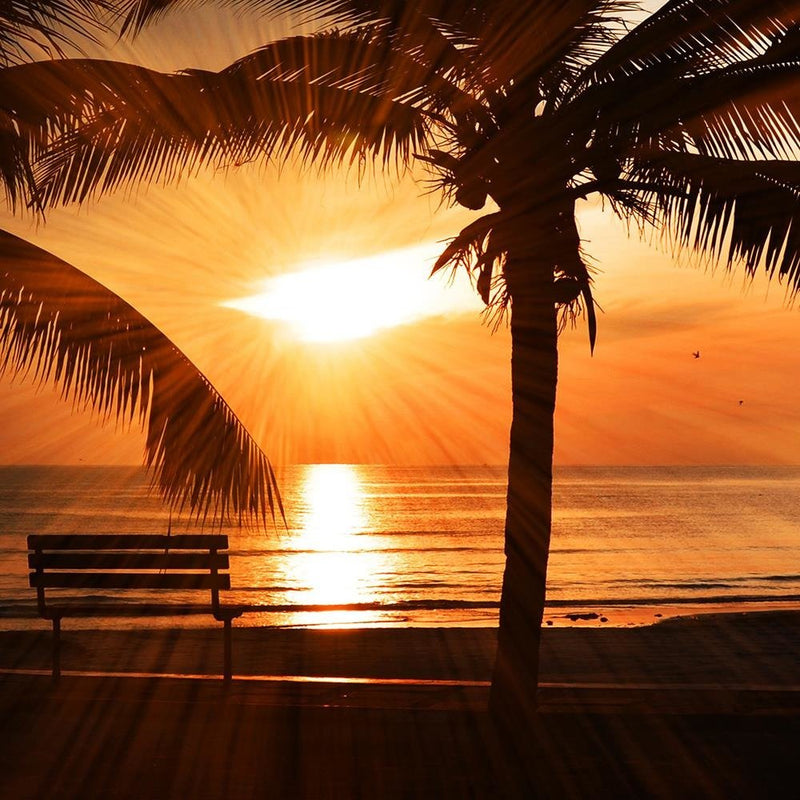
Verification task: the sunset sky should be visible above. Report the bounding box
[2,4,800,468]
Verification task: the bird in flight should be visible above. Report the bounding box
[692,351,700,359]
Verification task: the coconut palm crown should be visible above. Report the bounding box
[6,0,800,731]
[0,2,281,525]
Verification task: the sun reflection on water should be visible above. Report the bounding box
[292,464,387,624]
[297,463,367,547]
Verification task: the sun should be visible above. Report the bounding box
[222,244,479,342]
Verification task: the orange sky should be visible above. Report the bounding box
[2,5,800,467]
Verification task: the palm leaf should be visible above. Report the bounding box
[456,0,629,90]
[118,0,483,99]
[0,0,118,205]
[0,0,113,66]
[563,8,800,166]
[120,0,629,97]
[431,212,501,275]
[569,53,800,180]
[251,0,629,89]
[674,57,800,160]
[0,114,36,209]
[626,153,800,287]
[0,228,280,524]
[579,0,800,88]
[225,30,478,117]
[0,45,432,205]
[619,54,800,161]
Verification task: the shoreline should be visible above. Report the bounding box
[1,608,797,686]
[2,597,797,632]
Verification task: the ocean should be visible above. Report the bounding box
[2,464,799,629]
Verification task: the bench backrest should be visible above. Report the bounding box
[28,535,231,612]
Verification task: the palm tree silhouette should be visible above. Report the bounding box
[0,2,280,524]
[8,0,800,734]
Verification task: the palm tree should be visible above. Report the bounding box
[9,0,800,736]
[0,1,280,524]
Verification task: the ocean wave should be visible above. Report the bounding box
[604,576,800,589]
[544,593,800,607]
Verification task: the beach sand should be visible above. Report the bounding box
[0,611,798,798]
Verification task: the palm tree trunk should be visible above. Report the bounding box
[489,249,558,736]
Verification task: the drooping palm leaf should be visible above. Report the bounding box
[557,3,800,178]
[117,0,484,107]
[0,229,280,523]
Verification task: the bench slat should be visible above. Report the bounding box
[28,552,229,571]
[30,572,231,590]
[27,534,229,551]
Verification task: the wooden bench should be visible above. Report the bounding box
[28,534,242,680]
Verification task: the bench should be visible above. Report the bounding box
[28,534,242,680]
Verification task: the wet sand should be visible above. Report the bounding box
[0,611,798,798]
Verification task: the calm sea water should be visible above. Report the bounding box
[1,465,799,629]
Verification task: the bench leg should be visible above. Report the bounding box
[223,618,232,682]
[52,617,61,681]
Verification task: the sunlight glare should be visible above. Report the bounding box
[298,463,367,548]
[292,465,387,618]
[222,244,479,342]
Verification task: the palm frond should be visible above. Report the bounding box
[568,51,800,181]
[613,52,800,161]
[674,56,800,160]
[314,1,632,91]
[579,0,800,89]
[0,229,280,524]
[125,0,631,94]
[227,30,479,118]
[0,46,433,206]
[0,0,113,66]
[473,0,631,92]
[0,1,119,205]
[121,0,491,119]
[0,113,36,209]
[120,0,472,69]
[431,212,500,275]
[538,2,632,104]
[117,0,199,33]
[624,152,800,288]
